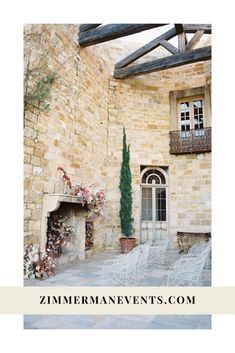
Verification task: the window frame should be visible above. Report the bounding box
[177,95,205,139]
[169,85,211,132]
[177,95,205,132]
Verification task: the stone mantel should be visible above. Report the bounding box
[42,193,84,215]
[40,193,87,260]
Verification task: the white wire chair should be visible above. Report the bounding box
[167,241,211,286]
[187,241,210,255]
[101,246,140,286]
[101,243,151,286]
[136,242,151,281]
[186,241,211,269]
[147,236,171,265]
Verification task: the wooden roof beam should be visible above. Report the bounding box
[185,30,205,51]
[79,24,102,32]
[114,46,211,79]
[160,40,179,54]
[178,31,186,52]
[183,24,211,34]
[174,24,184,34]
[115,27,177,69]
[174,24,186,52]
[79,23,168,47]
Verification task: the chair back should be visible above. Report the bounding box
[137,243,151,270]
[126,248,141,272]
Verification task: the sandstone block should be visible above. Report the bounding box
[31,156,41,166]
[33,166,43,176]
[24,127,37,139]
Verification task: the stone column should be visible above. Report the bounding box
[76,212,86,260]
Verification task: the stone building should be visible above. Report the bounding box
[24,24,211,261]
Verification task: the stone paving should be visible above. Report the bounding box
[24,245,211,329]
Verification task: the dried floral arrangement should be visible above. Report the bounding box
[57,167,106,219]
[85,221,94,250]
[24,243,40,279]
[24,168,105,279]
[24,214,75,279]
[46,214,76,256]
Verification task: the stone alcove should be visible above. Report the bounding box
[40,193,87,263]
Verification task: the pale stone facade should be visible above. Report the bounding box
[24,24,211,253]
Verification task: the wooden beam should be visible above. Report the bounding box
[160,39,179,54]
[174,24,184,34]
[178,31,186,52]
[115,27,177,69]
[185,30,204,51]
[183,24,211,34]
[79,24,101,32]
[114,46,211,79]
[79,23,168,47]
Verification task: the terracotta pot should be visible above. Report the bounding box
[119,237,136,254]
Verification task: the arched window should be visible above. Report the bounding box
[141,168,166,185]
[141,167,167,222]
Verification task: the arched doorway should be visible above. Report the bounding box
[140,167,168,243]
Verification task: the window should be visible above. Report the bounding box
[169,86,211,154]
[179,97,204,138]
[156,188,166,221]
[141,168,166,184]
[141,168,167,222]
[169,85,211,132]
[142,187,152,221]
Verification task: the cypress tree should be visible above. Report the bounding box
[119,127,133,237]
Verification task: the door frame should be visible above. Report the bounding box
[140,167,169,242]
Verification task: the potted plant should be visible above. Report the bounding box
[119,127,136,253]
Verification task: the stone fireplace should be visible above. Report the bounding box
[40,193,87,263]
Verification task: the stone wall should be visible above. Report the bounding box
[106,63,211,247]
[24,24,211,252]
[24,24,113,248]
